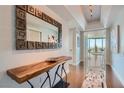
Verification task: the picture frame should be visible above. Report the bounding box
[111,25,120,53]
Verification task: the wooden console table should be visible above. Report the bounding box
[7,56,72,88]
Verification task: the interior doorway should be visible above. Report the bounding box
[82,29,107,88]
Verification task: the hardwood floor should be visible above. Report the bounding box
[67,62,124,88]
[67,62,84,88]
[106,65,123,88]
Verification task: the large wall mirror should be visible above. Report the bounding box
[16,5,62,50]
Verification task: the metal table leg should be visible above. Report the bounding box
[62,63,68,83]
[52,63,69,88]
[40,71,52,88]
[52,65,62,87]
[27,80,34,88]
[26,63,68,88]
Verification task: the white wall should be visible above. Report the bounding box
[86,21,104,30]
[110,7,124,86]
[100,5,112,28]
[106,28,111,65]
[0,5,70,88]
[112,53,124,86]
[80,31,84,62]
[68,28,80,65]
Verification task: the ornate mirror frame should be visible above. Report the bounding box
[16,5,62,50]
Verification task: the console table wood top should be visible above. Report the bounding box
[7,56,72,84]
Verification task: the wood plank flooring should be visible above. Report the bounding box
[67,62,124,88]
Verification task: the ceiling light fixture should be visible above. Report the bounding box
[89,5,93,17]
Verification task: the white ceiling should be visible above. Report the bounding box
[65,5,87,30]
[46,5,124,31]
[82,5,101,23]
[86,30,106,38]
[101,5,124,28]
[47,5,74,22]
[47,5,82,30]
[47,5,101,30]
[47,5,86,30]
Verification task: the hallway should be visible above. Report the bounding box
[0,5,124,88]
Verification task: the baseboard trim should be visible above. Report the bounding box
[111,66,124,86]
[69,61,83,66]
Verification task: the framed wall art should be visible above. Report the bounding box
[111,25,120,53]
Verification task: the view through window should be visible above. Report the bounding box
[88,37,105,53]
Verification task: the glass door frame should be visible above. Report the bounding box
[83,29,107,78]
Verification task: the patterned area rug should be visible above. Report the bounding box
[82,69,107,88]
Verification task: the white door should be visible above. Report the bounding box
[69,30,80,65]
[68,30,74,64]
